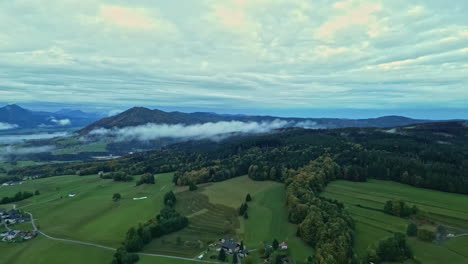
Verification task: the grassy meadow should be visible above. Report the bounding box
[1,173,175,247]
[143,176,314,263]
[322,180,468,264]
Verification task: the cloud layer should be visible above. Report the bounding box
[0,132,69,144]
[0,122,18,130]
[0,145,55,161]
[89,120,318,142]
[0,0,467,112]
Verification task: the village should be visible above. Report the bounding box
[0,208,38,243]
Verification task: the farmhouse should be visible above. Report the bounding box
[1,181,22,186]
[3,230,21,241]
[1,209,28,225]
[220,238,241,254]
[1,230,37,242]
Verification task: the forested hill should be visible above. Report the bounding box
[79,106,436,134]
[11,121,468,194]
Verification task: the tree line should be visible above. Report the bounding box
[285,155,355,264]
[1,191,38,205]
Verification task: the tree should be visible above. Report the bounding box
[418,229,435,242]
[164,191,177,206]
[232,253,238,264]
[245,193,252,202]
[272,239,279,250]
[113,193,122,201]
[243,211,249,219]
[34,190,40,195]
[407,222,418,237]
[189,182,198,191]
[218,248,227,262]
[239,203,248,216]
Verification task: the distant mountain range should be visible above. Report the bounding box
[0,104,104,130]
[79,106,439,134]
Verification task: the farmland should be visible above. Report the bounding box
[1,173,313,263]
[143,176,314,263]
[322,180,468,264]
[1,173,175,247]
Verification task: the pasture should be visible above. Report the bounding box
[322,180,468,264]
[1,172,175,247]
[143,176,314,263]
[0,236,113,264]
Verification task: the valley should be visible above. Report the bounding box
[0,106,467,264]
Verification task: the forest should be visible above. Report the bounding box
[11,121,466,194]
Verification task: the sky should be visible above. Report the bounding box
[0,0,467,119]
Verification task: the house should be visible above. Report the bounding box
[280,242,288,250]
[220,238,241,254]
[238,250,249,257]
[98,171,104,176]
[5,218,16,225]
[5,230,20,240]
[2,181,22,186]
[68,193,76,197]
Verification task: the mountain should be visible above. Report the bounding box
[0,104,46,128]
[0,104,102,129]
[79,106,436,134]
[55,109,104,120]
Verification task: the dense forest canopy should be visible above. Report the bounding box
[9,121,468,194]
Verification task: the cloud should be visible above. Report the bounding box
[0,122,18,130]
[101,6,155,30]
[50,117,71,126]
[89,120,321,142]
[0,0,467,113]
[0,132,69,144]
[0,145,55,161]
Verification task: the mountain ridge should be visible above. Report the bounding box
[0,104,102,129]
[79,106,439,135]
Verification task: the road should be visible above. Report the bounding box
[25,212,222,264]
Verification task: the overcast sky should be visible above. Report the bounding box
[0,0,467,118]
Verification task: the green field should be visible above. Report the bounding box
[0,236,113,264]
[322,180,468,264]
[1,173,175,247]
[0,172,221,263]
[143,176,314,263]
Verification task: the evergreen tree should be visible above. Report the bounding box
[272,239,279,250]
[232,253,238,264]
[218,248,227,262]
[406,223,418,237]
[245,193,252,202]
[113,193,121,201]
[189,182,198,191]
